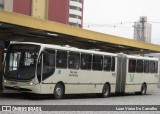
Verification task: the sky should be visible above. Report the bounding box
[83,0,160,45]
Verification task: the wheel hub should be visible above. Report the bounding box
[56,87,62,96]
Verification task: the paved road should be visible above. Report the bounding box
[0,88,160,114]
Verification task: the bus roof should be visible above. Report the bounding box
[126,54,159,61]
[10,42,159,61]
[11,42,117,56]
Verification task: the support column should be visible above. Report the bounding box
[31,0,48,19]
[4,0,13,12]
[158,80,160,88]
[0,48,4,91]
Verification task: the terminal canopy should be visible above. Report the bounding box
[0,11,160,54]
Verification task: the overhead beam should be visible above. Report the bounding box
[0,11,160,52]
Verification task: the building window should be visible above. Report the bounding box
[68,52,80,69]
[69,14,82,19]
[0,5,4,10]
[56,50,67,69]
[70,0,83,3]
[69,23,81,27]
[69,6,82,11]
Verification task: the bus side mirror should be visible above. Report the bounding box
[3,49,7,54]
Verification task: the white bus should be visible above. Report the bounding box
[3,42,159,99]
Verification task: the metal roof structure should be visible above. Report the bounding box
[0,10,160,54]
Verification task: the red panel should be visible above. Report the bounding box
[13,0,31,16]
[48,0,69,24]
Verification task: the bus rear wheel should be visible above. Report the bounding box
[140,83,147,95]
[54,83,64,99]
[102,84,110,98]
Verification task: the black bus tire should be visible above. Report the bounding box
[102,84,110,98]
[140,83,147,95]
[54,83,64,99]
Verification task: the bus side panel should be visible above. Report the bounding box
[40,84,55,94]
[40,69,79,94]
[3,81,41,94]
[147,84,158,93]
[125,60,143,93]
[89,71,104,93]
[103,71,117,93]
[41,69,118,94]
[90,71,116,93]
[142,73,158,92]
[66,70,92,94]
[125,73,141,93]
[125,73,158,93]
[125,59,159,93]
[90,57,117,94]
[41,69,91,94]
[63,70,91,94]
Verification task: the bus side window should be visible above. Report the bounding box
[111,57,115,71]
[149,61,155,73]
[129,59,136,73]
[68,52,80,69]
[155,61,158,73]
[81,54,92,70]
[104,56,111,71]
[136,60,143,73]
[144,60,149,73]
[92,55,103,71]
[56,50,67,69]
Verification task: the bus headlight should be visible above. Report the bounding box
[29,82,33,86]
[3,79,9,84]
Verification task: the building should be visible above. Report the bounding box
[0,0,3,10]
[0,0,83,27]
[133,16,152,43]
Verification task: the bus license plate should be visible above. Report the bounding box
[10,81,17,85]
[14,86,20,89]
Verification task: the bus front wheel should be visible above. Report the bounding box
[102,84,110,98]
[54,83,64,99]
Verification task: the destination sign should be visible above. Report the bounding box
[13,45,35,50]
[9,44,40,52]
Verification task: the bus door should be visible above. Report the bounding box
[37,49,55,93]
[36,53,43,93]
[115,54,127,93]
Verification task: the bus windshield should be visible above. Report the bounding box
[4,44,40,80]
